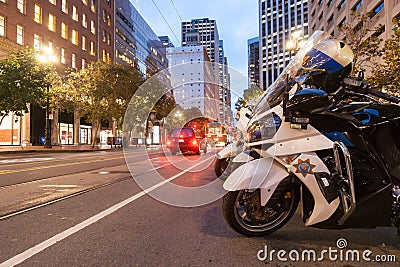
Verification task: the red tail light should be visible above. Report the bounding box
[166,140,171,145]
[179,134,184,138]
[192,139,198,145]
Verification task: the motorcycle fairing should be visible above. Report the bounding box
[216,142,242,159]
[236,107,252,132]
[289,152,340,226]
[266,123,334,156]
[223,158,289,207]
[231,151,255,163]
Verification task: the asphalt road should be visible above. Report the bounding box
[0,148,399,267]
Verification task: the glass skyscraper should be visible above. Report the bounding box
[259,0,309,90]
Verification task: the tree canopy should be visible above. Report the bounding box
[368,23,400,94]
[0,48,53,125]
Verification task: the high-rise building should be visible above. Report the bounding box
[115,0,168,78]
[218,40,232,126]
[167,46,219,121]
[182,18,219,63]
[181,18,232,125]
[248,37,260,88]
[159,36,175,48]
[259,0,309,90]
[309,0,397,43]
[0,0,114,146]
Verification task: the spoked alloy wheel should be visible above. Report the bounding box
[222,182,300,236]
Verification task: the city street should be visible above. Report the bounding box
[0,148,399,266]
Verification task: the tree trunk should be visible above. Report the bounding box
[91,120,101,148]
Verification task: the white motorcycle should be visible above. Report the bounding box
[221,31,400,237]
[214,106,251,177]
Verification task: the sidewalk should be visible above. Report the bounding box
[0,144,163,154]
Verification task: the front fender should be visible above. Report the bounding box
[223,158,289,206]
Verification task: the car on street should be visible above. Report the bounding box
[166,127,207,155]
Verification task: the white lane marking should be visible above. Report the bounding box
[0,155,214,267]
[0,158,55,164]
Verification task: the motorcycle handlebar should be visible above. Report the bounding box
[366,87,400,104]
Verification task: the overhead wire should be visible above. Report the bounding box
[169,0,183,22]
[150,0,180,44]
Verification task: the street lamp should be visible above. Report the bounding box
[38,47,57,148]
[286,30,305,62]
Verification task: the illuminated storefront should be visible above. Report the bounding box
[0,112,20,145]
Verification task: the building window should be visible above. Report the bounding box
[81,35,86,50]
[62,0,68,13]
[102,49,106,62]
[107,14,111,26]
[71,29,78,45]
[90,41,95,55]
[338,18,346,28]
[34,4,42,24]
[72,6,78,21]
[107,32,111,45]
[49,0,56,5]
[102,10,107,23]
[82,13,87,28]
[16,25,24,45]
[337,0,346,10]
[17,0,25,14]
[90,20,95,34]
[0,15,5,37]
[61,22,68,39]
[90,0,95,12]
[81,58,86,70]
[61,48,66,64]
[71,53,76,68]
[352,0,362,11]
[48,41,53,49]
[371,1,384,17]
[82,0,87,5]
[33,34,41,51]
[48,14,56,32]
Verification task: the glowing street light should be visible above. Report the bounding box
[286,30,304,62]
[38,46,57,148]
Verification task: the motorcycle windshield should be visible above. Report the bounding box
[252,31,332,116]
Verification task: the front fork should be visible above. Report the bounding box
[332,141,356,225]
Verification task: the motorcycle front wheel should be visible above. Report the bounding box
[214,158,230,177]
[222,183,300,237]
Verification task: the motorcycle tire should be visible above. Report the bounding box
[222,182,300,237]
[214,158,230,177]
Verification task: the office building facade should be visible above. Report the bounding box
[309,0,399,42]
[0,0,114,146]
[181,18,232,125]
[259,0,309,90]
[115,0,168,78]
[248,37,260,88]
[167,46,219,121]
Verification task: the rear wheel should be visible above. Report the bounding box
[222,179,300,236]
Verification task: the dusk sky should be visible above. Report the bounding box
[130,0,260,101]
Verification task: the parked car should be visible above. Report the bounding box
[166,127,207,155]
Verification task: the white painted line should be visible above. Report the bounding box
[0,155,214,267]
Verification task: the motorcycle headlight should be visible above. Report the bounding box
[246,112,282,143]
